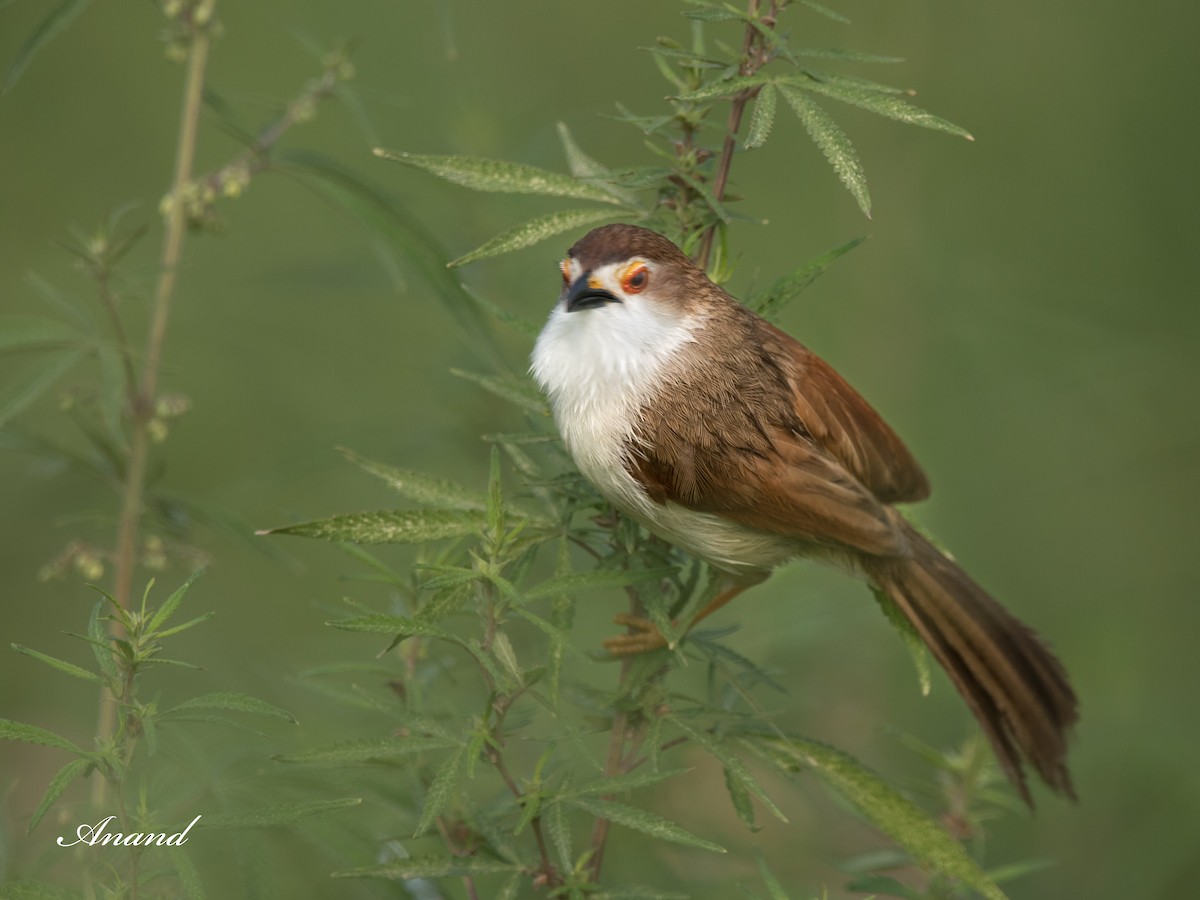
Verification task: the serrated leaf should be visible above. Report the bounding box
[667,716,787,824]
[544,799,573,869]
[165,692,297,723]
[202,797,361,829]
[146,567,205,635]
[0,315,85,352]
[800,0,850,24]
[568,766,692,798]
[744,84,777,150]
[797,80,973,139]
[871,587,931,696]
[275,735,461,765]
[682,3,744,23]
[0,349,84,428]
[27,757,90,834]
[87,600,118,683]
[0,718,81,754]
[338,448,487,511]
[4,0,93,94]
[556,122,639,206]
[155,713,270,739]
[780,85,870,218]
[326,611,459,643]
[415,744,465,836]
[724,765,758,830]
[800,70,911,96]
[795,48,905,64]
[737,735,1006,899]
[334,855,519,880]
[11,645,101,684]
[523,566,677,602]
[463,285,542,337]
[171,851,206,900]
[450,369,549,415]
[748,236,865,321]
[676,74,775,103]
[450,207,624,267]
[754,848,790,900]
[568,797,725,854]
[263,509,486,544]
[374,149,625,205]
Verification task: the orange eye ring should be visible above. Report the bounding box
[559,260,571,286]
[622,264,649,294]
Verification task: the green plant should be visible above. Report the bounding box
[259,3,1041,898]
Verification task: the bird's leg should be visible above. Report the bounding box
[602,574,765,656]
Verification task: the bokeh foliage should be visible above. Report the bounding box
[1,0,1197,898]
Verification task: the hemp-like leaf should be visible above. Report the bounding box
[780,85,871,218]
[668,715,787,824]
[800,0,851,24]
[10,645,101,684]
[165,692,297,724]
[748,236,865,321]
[449,208,626,268]
[745,84,777,150]
[263,509,486,544]
[333,855,519,880]
[449,369,549,415]
[338,448,487,512]
[567,766,693,798]
[0,718,82,754]
[798,80,973,139]
[374,149,625,205]
[0,315,86,352]
[275,735,461,766]
[202,797,362,829]
[522,566,677,602]
[0,349,85,429]
[27,757,91,834]
[568,797,726,854]
[415,744,466,836]
[737,735,1006,900]
[3,0,94,94]
[146,567,206,635]
[871,587,932,696]
[676,74,775,103]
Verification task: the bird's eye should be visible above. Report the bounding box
[559,260,571,286]
[622,264,649,294]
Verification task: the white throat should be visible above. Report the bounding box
[531,297,699,499]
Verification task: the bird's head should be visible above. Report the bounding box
[557,224,704,318]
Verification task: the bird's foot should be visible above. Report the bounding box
[602,613,674,656]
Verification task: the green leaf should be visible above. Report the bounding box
[523,566,677,602]
[780,85,870,218]
[334,855,519,880]
[545,799,573,869]
[87,600,118,683]
[748,236,865,321]
[146,567,206,635]
[754,848,790,900]
[27,757,91,834]
[794,48,905,64]
[0,718,81,754]
[450,207,625,267]
[338,448,487,511]
[738,735,1006,899]
[797,80,973,139]
[201,797,362,829]
[275,735,461,765]
[0,879,81,900]
[681,3,745,23]
[593,890,690,900]
[0,315,85,352]
[676,74,774,103]
[165,692,297,724]
[450,369,549,415]
[11,645,101,684]
[800,0,850,24]
[800,70,912,96]
[724,764,758,830]
[374,149,625,205]
[171,851,207,900]
[415,744,466,836]
[263,508,486,544]
[667,715,787,824]
[744,84,777,150]
[326,611,459,643]
[3,0,93,94]
[557,122,639,206]
[154,713,269,740]
[0,349,84,428]
[568,797,725,854]
[568,767,692,798]
[871,587,931,696]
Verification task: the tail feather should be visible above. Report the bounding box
[868,528,1078,806]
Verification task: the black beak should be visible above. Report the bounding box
[565,274,618,313]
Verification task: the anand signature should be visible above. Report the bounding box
[57,814,201,847]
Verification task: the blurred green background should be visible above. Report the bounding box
[1,1,1196,897]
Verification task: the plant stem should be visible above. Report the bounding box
[95,12,213,811]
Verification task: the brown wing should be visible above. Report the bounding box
[753,319,930,505]
[625,306,921,560]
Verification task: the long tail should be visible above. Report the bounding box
[865,527,1078,806]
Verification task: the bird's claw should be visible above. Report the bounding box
[602,613,672,656]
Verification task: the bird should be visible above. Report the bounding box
[531,223,1077,805]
